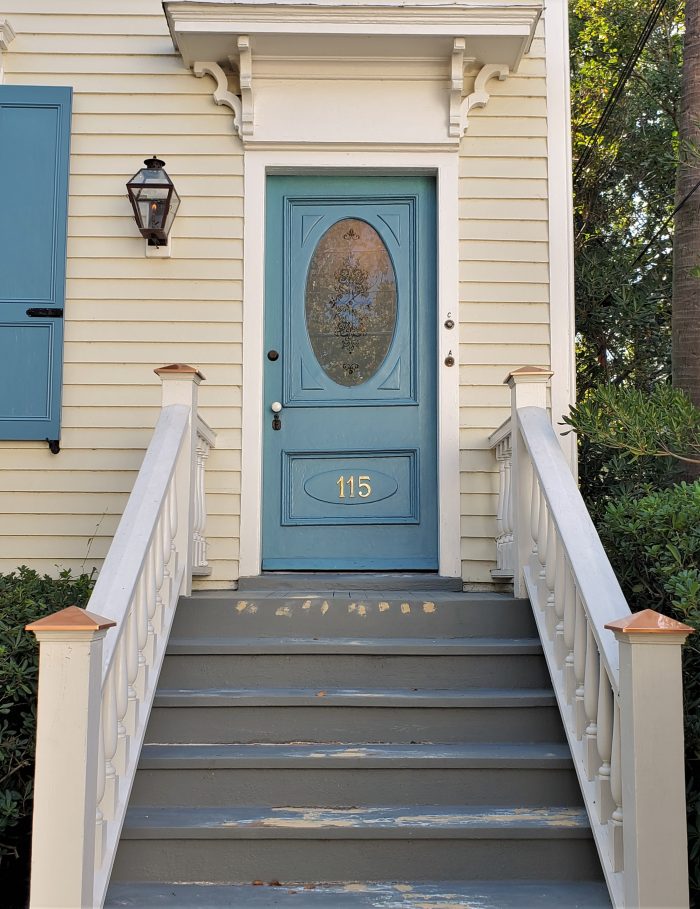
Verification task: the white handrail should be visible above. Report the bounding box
[490,369,692,909]
[27,365,212,909]
[518,406,625,686]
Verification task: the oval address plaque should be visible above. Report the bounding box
[304,468,399,506]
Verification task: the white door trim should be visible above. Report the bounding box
[239,149,461,578]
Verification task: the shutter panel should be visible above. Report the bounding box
[0,85,71,442]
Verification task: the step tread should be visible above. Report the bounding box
[122,805,591,839]
[106,880,611,908]
[139,742,572,769]
[153,687,557,708]
[166,636,542,655]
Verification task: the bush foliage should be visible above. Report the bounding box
[0,567,94,869]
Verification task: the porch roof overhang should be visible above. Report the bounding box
[164,0,543,73]
[163,0,544,147]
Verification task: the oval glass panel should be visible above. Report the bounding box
[305,219,397,387]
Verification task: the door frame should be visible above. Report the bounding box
[240,149,460,578]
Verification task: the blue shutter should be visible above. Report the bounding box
[0,86,71,442]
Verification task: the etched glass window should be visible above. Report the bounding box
[305,219,397,387]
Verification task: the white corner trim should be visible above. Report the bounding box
[544,0,577,470]
[0,18,16,83]
[239,150,461,579]
[460,63,509,136]
[193,60,243,135]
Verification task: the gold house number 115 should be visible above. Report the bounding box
[336,475,372,499]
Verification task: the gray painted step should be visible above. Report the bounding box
[238,573,464,592]
[159,639,549,689]
[113,806,600,883]
[146,687,563,744]
[173,592,537,639]
[106,880,612,908]
[131,742,582,807]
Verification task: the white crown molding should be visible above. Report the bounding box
[0,18,16,82]
[460,62,509,135]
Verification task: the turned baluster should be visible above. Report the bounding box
[152,518,166,633]
[194,441,206,568]
[113,634,129,774]
[596,662,615,823]
[168,480,179,584]
[160,490,173,610]
[583,623,600,772]
[529,468,539,555]
[544,513,557,639]
[573,593,587,737]
[99,668,118,823]
[551,540,566,665]
[562,567,576,696]
[145,548,158,663]
[135,571,149,697]
[502,446,513,574]
[94,720,106,867]
[125,604,139,733]
[610,697,624,871]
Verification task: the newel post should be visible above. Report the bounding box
[26,606,116,909]
[605,610,693,909]
[155,364,205,597]
[506,367,553,598]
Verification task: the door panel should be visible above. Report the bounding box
[263,175,437,570]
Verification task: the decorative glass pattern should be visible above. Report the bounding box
[305,219,397,387]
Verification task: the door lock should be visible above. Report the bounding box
[271,401,282,430]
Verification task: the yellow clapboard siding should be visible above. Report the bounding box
[71,153,244,174]
[66,301,243,322]
[459,156,548,179]
[459,261,550,283]
[11,513,122,536]
[65,320,243,344]
[63,363,242,385]
[66,237,244,260]
[66,258,243,281]
[67,174,243,197]
[459,137,547,157]
[459,322,550,344]
[459,538,498,561]
[65,279,243,301]
[6,72,219,94]
[3,492,129,515]
[460,220,548,242]
[13,35,176,55]
[460,284,549,303]
[460,342,550,364]
[465,117,548,138]
[459,198,548,221]
[3,12,167,34]
[68,217,244,240]
[460,515,498,536]
[460,240,548,263]
[68,135,243,156]
[64,342,242,364]
[69,195,243,217]
[458,178,548,200]
[4,0,165,15]
[7,54,188,76]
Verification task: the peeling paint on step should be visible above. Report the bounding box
[422,602,436,613]
[401,602,411,614]
[235,601,248,612]
[275,605,292,616]
[378,601,390,612]
[321,601,329,615]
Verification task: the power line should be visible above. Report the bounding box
[573,0,669,185]
[598,177,700,308]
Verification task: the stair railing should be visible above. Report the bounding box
[26,364,215,909]
[490,367,692,909]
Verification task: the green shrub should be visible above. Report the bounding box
[0,566,94,899]
[597,482,700,896]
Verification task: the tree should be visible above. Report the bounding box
[571,0,684,395]
[673,0,700,414]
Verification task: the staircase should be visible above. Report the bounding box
[106,576,610,908]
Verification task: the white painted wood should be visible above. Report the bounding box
[612,628,692,908]
[29,625,108,909]
[239,149,461,579]
[544,0,576,468]
[0,18,15,81]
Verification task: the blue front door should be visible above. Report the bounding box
[262,175,437,570]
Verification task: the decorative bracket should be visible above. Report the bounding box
[0,18,16,81]
[459,63,509,136]
[193,36,254,140]
[193,60,243,136]
[449,39,477,138]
